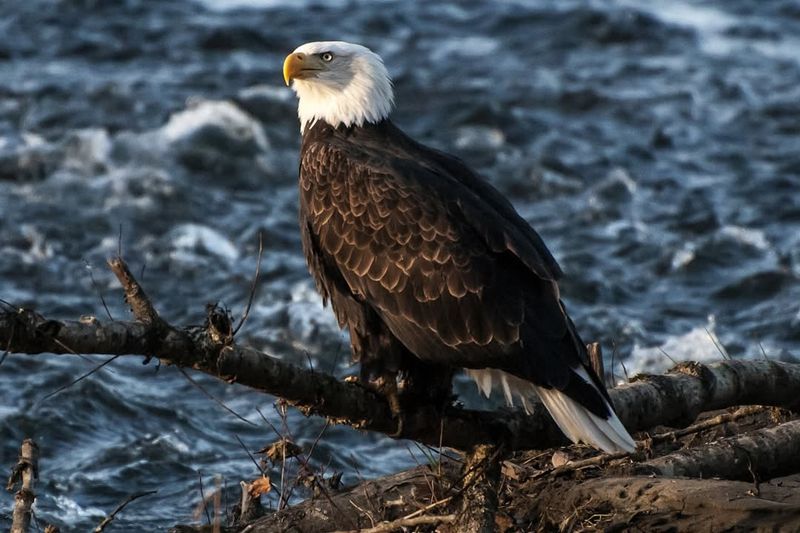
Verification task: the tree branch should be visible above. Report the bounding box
[2,257,800,452]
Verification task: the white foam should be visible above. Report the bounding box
[617,0,800,63]
[151,431,191,454]
[286,281,341,341]
[53,495,106,522]
[61,128,111,174]
[617,0,737,56]
[454,126,506,151]
[719,225,770,251]
[18,224,54,262]
[169,223,240,262]
[628,316,728,376]
[430,36,500,61]
[194,0,348,10]
[670,243,696,271]
[238,84,294,103]
[161,99,269,151]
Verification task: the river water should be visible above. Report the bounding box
[1,0,799,529]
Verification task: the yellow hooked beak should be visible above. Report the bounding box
[283,52,324,86]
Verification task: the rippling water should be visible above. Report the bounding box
[1,0,799,529]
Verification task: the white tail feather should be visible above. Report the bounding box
[465,367,636,454]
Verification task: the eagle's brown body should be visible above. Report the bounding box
[298,119,611,418]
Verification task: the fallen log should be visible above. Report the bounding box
[1,257,800,453]
[633,418,800,481]
[556,475,800,531]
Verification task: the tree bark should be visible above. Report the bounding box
[6,439,39,533]
[454,445,500,533]
[632,418,800,481]
[554,475,800,531]
[3,303,800,452]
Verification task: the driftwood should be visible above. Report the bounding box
[503,405,800,531]
[2,257,800,454]
[6,439,38,533]
[170,461,460,533]
[556,475,800,531]
[634,418,800,480]
[3,255,800,531]
[169,405,800,532]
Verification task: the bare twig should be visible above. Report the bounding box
[401,495,454,520]
[233,232,264,336]
[93,490,156,532]
[334,513,456,533]
[658,347,678,366]
[269,406,353,528]
[705,327,728,360]
[197,472,212,525]
[533,449,631,480]
[234,434,266,476]
[84,260,114,321]
[214,476,222,533]
[758,342,770,361]
[178,367,256,427]
[39,354,120,403]
[649,405,767,444]
[255,406,282,442]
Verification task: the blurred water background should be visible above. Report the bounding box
[1,0,799,529]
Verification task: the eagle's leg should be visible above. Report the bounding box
[350,323,407,435]
[356,354,455,437]
[367,367,405,437]
[398,355,455,413]
[349,312,454,436]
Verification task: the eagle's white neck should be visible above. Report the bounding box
[292,54,394,131]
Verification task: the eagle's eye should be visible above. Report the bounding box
[320,52,334,62]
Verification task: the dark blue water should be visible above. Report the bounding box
[1,0,799,529]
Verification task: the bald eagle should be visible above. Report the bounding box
[284,41,635,453]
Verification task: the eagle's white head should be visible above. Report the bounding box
[283,41,394,131]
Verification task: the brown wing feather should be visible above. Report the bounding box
[300,138,529,371]
[299,121,612,415]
